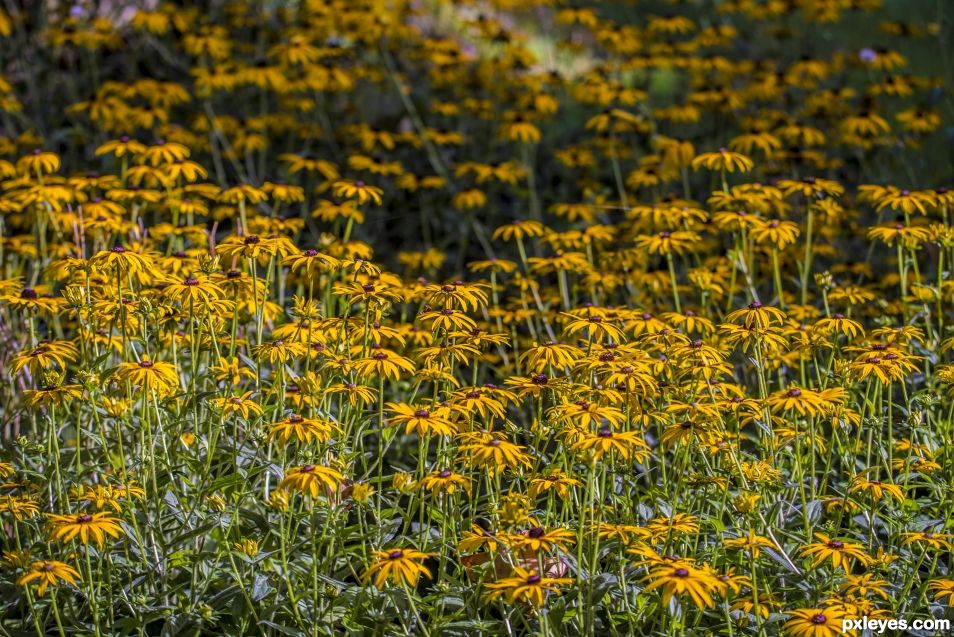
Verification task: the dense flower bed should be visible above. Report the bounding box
[0,0,953,635]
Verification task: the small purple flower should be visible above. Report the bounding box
[859,48,878,64]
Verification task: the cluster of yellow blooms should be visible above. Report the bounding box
[0,0,953,635]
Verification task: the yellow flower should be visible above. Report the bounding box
[641,562,722,609]
[331,179,383,205]
[209,391,263,420]
[17,561,81,596]
[691,148,754,173]
[47,512,125,546]
[492,219,547,242]
[723,530,775,559]
[113,357,180,396]
[929,579,954,606]
[528,472,582,499]
[571,428,650,462]
[458,432,532,475]
[899,530,952,551]
[750,218,800,249]
[484,567,572,606]
[635,230,701,256]
[783,606,852,637]
[799,533,873,570]
[419,469,470,496]
[506,524,576,553]
[0,495,39,520]
[386,403,457,437]
[279,464,345,498]
[361,548,433,588]
[17,149,61,176]
[352,348,416,381]
[90,245,156,276]
[270,415,337,445]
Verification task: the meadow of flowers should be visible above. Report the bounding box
[1,0,953,635]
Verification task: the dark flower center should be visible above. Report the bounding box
[20,288,38,299]
[438,469,452,478]
[388,550,404,559]
[811,614,827,624]
[139,360,154,368]
[828,540,844,549]
[526,574,541,584]
[76,514,93,523]
[528,526,545,538]
[673,567,689,577]
[413,409,430,418]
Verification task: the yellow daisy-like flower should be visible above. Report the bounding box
[691,147,754,173]
[278,464,344,498]
[47,512,125,546]
[113,357,180,396]
[484,567,572,607]
[270,415,337,445]
[641,562,722,609]
[331,179,383,205]
[799,533,873,570]
[17,560,81,597]
[783,606,852,637]
[361,548,433,588]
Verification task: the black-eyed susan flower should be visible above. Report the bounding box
[483,567,572,607]
[209,392,263,420]
[419,469,470,496]
[783,606,851,637]
[278,464,344,498]
[47,512,125,546]
[691,148,754,173]
[458,432,531,474]
[641,562,722,610]
[270,415,336,445]
[113,357,180,396]
[386,403,456,437]
[799,533,873,570]
[17,560,81,597]
[361,548,433,588]
[571,428,650,462]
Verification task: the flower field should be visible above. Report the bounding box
[1,0,954,635]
